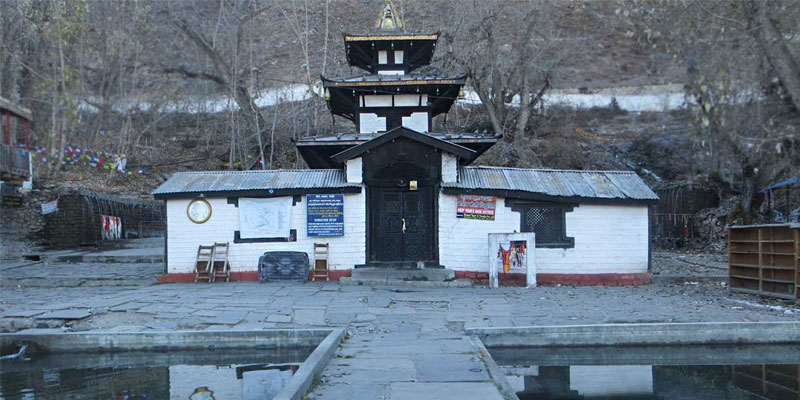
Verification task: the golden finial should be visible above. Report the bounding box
[375,0,402,30]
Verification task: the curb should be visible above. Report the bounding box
[274,328,346,400]
[467,321,800,348]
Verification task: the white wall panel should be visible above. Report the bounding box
[402,112,429,132]
[359,113,386,134]
[166,193,366,273]
[438,193,649,274]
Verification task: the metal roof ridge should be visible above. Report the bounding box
[460,166,639,174]
[171,169,343,175]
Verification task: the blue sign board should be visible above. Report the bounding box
[306,194,344,237]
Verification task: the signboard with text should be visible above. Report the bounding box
[456,194,496,220]
[307,194,344,237]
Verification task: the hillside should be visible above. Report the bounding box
[0,0,797,229]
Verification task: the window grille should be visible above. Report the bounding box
[515,202,575,248]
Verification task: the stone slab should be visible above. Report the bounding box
[293,309,326,326]
[387,382,504,400]
[35,310,91,320]
[416,354,490,382]
[267,314,293,323]
[2,309,44,318]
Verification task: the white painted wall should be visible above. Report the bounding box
[378,50,388,64]
[394,94,425,107]
[363,95,392,107]
[441,153,458,183]
[438,193,649,274]
[394,50,404,64]
[359,113,386,134]
[438,193,521,271]
[346,157,363,184]
[166,193,366,273]
[362,94,425,107]
[402,112,429,132]
[378,70,404,76]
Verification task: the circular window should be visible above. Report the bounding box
[187,198,212,224]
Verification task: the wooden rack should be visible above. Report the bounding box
[728,224,800,300]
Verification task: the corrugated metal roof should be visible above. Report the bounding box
[325,74,465,84]
[443,166,658,201]
[152,169,358,195]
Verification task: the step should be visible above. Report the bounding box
[350,267,456,282]
[339,277,473,288]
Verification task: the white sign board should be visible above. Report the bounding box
[41,199,58,215]
[488,232,536,288]
[238,197,292,239]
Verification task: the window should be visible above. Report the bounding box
[514,202,575,248]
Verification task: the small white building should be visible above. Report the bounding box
[152,2,658,285]
[154,127,657,285]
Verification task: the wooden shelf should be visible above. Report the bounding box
[760,278,794,284]
[760,265,796,270]
[730,263,795,270]
[729,225,799,300]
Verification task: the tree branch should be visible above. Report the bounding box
[162,65,226,85]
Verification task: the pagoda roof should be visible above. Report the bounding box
[296,131,499,169]
[342,31,440,41]
[322,74,466,122]
[323,74,465,86]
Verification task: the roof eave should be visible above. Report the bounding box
[330,127,475,163]
[342,30,441,41]
[440,187,658,206]
[153,186,362,200]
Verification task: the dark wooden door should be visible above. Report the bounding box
[370,186,434,263]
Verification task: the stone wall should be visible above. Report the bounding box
[43,187,164,248]
[0,186,49,259]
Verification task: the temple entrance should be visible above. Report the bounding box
[368,186,435,265]
[361,131,441,267]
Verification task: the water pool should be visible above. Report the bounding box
[489,344,800,400]
[0,347,315,399]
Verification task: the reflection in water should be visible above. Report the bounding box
[492,345,800,400]
[0,348,311,400]
[510,364,800,400]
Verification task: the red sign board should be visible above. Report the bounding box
[456,195,496,220]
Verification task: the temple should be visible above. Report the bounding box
[297,0,494,169]
[154,1,658,286]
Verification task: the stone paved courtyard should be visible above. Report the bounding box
[2,259,799,399]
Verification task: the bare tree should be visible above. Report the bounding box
[437,1,564,146]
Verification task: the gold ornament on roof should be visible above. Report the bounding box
[375,0,402,30]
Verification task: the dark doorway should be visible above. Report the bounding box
[369,186,435,264]
[362,135,440,267]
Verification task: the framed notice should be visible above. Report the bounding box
[239,197,292,239]
[307,194,344,237]
[457,194,496,220]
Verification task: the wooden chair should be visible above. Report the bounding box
[211,242,231,282]
[194,245,214,282]
[311,243,330,281]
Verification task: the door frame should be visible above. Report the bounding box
[365,184,439,266]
